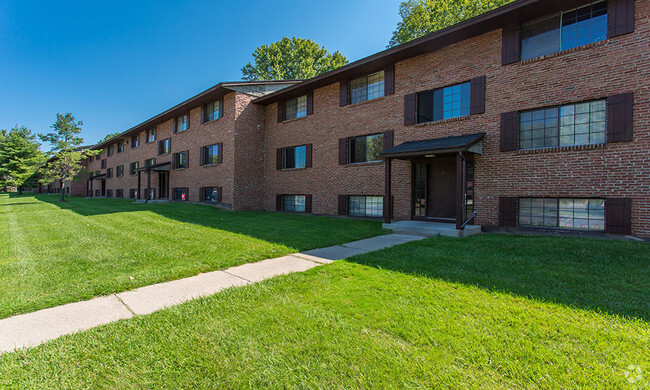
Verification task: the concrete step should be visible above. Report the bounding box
[383,221,481,238]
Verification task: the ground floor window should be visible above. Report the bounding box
[106,189,113,198]
[349,196,383,217]
[202,187,220,203]
[129,189,138,199]
[518,198,605,230]
[173,188,188,201]
[116,189,123,198]
[95,189,101,197]
[283,195,306,212]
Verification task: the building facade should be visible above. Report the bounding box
[82,0,648,237]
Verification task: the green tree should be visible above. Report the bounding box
[241,37,348,80]
[388,0,516,47]
[0,126,45,194]
[38,113,98,202]
[99,132,121,143]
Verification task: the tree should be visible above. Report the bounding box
[388,0,516,47]
[99,132,121,143]
[38,113,97,202]
[0,126,45,194]
[241,37,348,81]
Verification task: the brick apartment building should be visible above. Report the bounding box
[73,0,648,237]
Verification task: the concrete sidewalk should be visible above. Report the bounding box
[0,234,425,354]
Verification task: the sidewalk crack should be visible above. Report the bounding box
[114,294,136,316]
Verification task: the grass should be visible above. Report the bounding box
[0,235,648,388]
[0,193,385,319]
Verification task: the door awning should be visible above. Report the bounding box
[89,173,107,180]
[136,162,171,172]
[380,133,485,159]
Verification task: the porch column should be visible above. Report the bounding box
[384,157,392,224]
[137,171,141,200]
[90,179,94,197]
[455,151,466,230]
[146,170,151,202]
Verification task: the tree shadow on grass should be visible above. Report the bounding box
[30,194,386,252]
[347,234,650,322]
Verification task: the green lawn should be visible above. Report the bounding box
[0,235,648,388]
[0,193,385,319]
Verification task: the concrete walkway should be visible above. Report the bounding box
[0,234,425,354]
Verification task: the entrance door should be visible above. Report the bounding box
[158,172,169,199]
[101,180,106,197]
[426,160,456,219]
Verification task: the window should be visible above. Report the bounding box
[129,189,138,199]
[116,189,123,198]
[145,158,156,167]
[101,159,107,169]
[89,155,94,162]
[116,165,124,177]
[130,162,139,175]
[203,187,220,203]
[173,151,188,169]
[106,168,113,178]
[131,135,140,148]
[519,99,606,149]
[519,198,605,230]
[106,189,113,198]
[174,114,189,133]
[349,196,383,217]
[158,138,171,155]
[107,145,114,156]
[283,95,307,120]
[145,128,156,143]
[521,1,607,61]
[173,188,188,201]
[282,146,306,169]
[202,144,221,165]
[348,134,383,163]
[350,71,384,104]
[203,100,221,122]
[417,82,471,123]
[117,141,124,153]
[283,195,306,212]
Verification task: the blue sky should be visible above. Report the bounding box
[0,0,402,149]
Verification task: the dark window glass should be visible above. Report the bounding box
[116,189,123,198]
[131,135,139,148]
[413,163,427,217]
[350,71,384,104]
[203,144,220,165]
[173,188,188,201]
[117,142,124,153]
[107,145,114,156]
[95,189,101,197]
[130,162,139,175]
[174,151,188,169]
[204,101,221,122]
[175,114,189,133]
[158,139,171,155]
[417,82,470,123]
[145,158,156,167]
[283,195,306,212]
[106,168,113,178]
[146,128,156,143]
[116,165,124,177]
[519,198,605,230]
[101,159,107,169]
[283,96,307,120]
[282,146,306,169]
[349,196,383,217]
[519,99,606,149]
[129,189,138,199]
[106,189,113,198]
[203,187,220,203]
[348,134,383,163]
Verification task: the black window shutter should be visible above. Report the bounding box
[384,64,395,96]
[185,150,189,169]
[217,187,223,203]
[276,148,283,170]
[501,23,521,65]
[383,131,394,151]
[305,195,312,213]
[338,195,348,215]
[219,96,224,118]
[469,76,486,115]
[499,197,518,227]
[200,105,205,124]
[404,93,417,125]
[306,91,314,115]
[339,81,348,107]
[217,143,223,164]
[608,0,635,38]
[500,111,519,152]
[305,144,313,168]
[607,93,634,143]
[277,101,284,123]
[276,195,283,211]
[200,147,205,166]
[338,138,348,165]
[172,154,177,170]
[606,198,632,234]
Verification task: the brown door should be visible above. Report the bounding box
[426,160,456,219]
